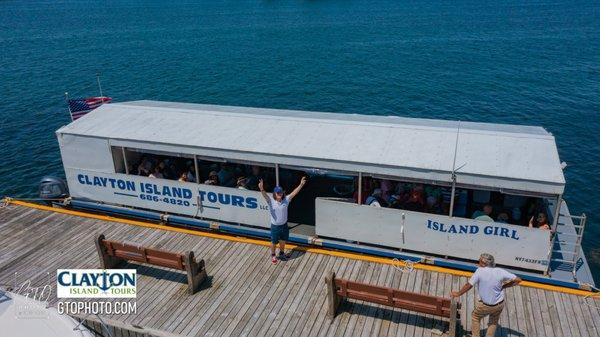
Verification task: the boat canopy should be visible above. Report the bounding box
[56,100,566,196]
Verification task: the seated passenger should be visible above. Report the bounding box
[472,204,494,222]
[365,189,387,207]
[137,159,151,176]
[178,172,188,182]
[412,184,425,196]
[496,212,510,223]
[218,164,236,187]
[387,194,402,208]
[167,162,178,180]
[403,191,424,212]
[510,207,522,225]
[426,196,443,214]
[148,166,163,179]
[529,212,551,230]
[425,185,442,200]
[380,180,394,201]
[237,177,248,190]
[204,171,219,185]
[246,165,265,190]
[158,161,168,176]
[440,187,453,213]
[185,167,196,183]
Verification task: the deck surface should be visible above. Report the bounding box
[0,203,599,337]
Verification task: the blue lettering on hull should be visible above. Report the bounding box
[77,174,136,191]
[427,219,519,240]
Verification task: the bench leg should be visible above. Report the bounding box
[448,298,458,337]
[185,252,207,295]
[325,271,341,320]
[95,234,125,269]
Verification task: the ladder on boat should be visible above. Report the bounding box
[550,212,587,281]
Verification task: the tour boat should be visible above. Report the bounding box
[44,100,595,290]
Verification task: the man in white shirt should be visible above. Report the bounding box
[451,253,521,337]
[259,177,307,264]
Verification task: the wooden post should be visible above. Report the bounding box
[448,297,458,337]
[324,271,340,320]
[95,234,124,269]
[184,251,207,295]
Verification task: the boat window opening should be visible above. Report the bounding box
[195,157,275,191]
[360,176,451,215]
[137,153,194,181]
[111,146,551,231]
[111,146,127,174]
[115,147,278,190]
[358,175,551,229]
[278,166,356,226]
[464,190,550,228]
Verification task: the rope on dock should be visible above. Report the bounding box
[583,284,600,308]
[0,197,70,208]
[392,258,420,273]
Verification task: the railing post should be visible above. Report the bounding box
[551,194,562,232]
[572,213,586,280]
[194,154,200,184]
[357,172,362,205]
[121,147,129,174]
[275,163,280,186]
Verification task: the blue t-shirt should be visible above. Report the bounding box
[268,195,290,226]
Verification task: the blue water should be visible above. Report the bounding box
[1,0,599,282]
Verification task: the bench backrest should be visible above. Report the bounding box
[101,239,186,270]
[333,278,456,318]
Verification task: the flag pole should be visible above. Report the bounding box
[96,73,104,101]
[65,92,74,121]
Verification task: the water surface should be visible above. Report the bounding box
[1,0,598,282]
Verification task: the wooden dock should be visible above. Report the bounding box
[0,202,599,337]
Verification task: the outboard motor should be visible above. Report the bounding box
[38,176,69,205]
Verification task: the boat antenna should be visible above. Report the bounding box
[451,120,461,178]
[448,121,462,217]
[96,73,104,99]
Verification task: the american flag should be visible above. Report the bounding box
[68,96,112,120]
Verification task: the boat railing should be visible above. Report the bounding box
[550,212,587,280]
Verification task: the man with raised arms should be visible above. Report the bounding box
[259,176,307,264]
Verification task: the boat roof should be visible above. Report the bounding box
[57,100,566,195]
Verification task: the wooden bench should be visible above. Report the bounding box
[325,271,460,337]
[95,234,207,295]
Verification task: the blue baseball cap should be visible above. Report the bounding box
[273,186,283,193]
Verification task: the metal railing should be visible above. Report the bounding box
[550,213,587,281]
